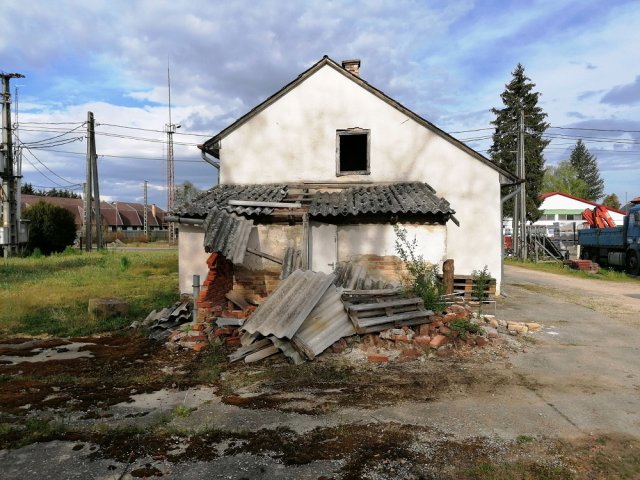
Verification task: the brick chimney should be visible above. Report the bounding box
[342,59,361,77]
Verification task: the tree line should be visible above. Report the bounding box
[21,183,81,199]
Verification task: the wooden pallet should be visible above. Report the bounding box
[342,292,433,334]
[438,274,496,300]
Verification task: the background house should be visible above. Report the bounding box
[175,57,514,296]
[535,192,626,235]
[21,195,167,241]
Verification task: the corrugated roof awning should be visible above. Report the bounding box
[174,182,454,219]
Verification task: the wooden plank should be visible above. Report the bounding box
[355,310,432,328]
[355,315,434,334]
[342,288,402,296]
[246,247,283,265]
[245,344,280,363]
[225,291,250,310]
[348,297,422,312]
[228,338,272,362]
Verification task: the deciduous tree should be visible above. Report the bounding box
[22,201,77,255]
[602,193,621,210]
[542,161,588,198]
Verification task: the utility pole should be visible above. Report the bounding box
[0,72,24,258]
[89,113,102,249]
[84,111,102,249]
[518,109,527,260]
[143,180,148,240]
[85,114,93,251]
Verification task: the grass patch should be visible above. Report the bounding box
[194,344,227,383]
[505,258,637,283]
[465,461,573,479]
[173,405,195,418]
[0,249,178,336]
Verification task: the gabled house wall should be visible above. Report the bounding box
[216,63,502,290]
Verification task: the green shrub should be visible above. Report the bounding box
[449,318,483,339]
[394,226,445,313]
[471,265,492,313]
[22,201,77,255]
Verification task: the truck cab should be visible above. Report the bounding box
[626,205,640,275]
[578,203,640,275]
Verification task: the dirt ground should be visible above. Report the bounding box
[0,265,639,479]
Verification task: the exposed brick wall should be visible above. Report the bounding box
[234,265,282,298]
[350,254,406,285]
[196,253,234,322]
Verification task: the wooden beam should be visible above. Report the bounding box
[228,200,302,209]
[245,247,283,264]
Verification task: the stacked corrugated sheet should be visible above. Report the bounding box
[230,270,356,364]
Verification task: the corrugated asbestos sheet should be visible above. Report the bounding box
[309,182,454,217]
[291,285,355,360]
[242,269,336,339]
[173,184,288,217]
[202,209,254,264]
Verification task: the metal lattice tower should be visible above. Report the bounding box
[165,62,176,244]
[166,124,176,243]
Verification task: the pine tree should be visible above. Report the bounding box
[569,140,604,201]
[489,64,550,221]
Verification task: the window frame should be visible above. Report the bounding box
[336,128,370,176]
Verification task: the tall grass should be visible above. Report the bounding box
[505,258,637,283]
[0,249,179,337]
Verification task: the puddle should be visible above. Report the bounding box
[0,342,95,364]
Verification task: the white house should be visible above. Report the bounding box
[174,57,515,300]
[534,192,626,235]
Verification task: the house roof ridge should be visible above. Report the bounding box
[200,56,516,181]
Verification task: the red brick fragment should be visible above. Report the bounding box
[367,353,389,363]
[429,334,447,348]
[192,342,209,352]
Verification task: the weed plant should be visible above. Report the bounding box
[471,265,492,314]
[394,226,445,313]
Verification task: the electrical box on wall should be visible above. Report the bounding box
[0,227,9,245]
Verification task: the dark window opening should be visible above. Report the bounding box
[337,130,369,175]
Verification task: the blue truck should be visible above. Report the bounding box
[578,202,640,275]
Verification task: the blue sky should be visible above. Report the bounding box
[2,0,639,208]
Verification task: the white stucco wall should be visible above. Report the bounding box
[337,223,446,266]
[178,225,209,294]
[216,64,503,291]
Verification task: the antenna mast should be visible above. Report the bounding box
[166,60,176,244]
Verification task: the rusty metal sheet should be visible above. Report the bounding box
[291,285,355,360]
[242,269,335,339]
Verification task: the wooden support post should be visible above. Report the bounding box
[443,258,454,295]
[302,212,309,270]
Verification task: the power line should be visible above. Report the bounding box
[17,134,81,186]
[29,147,204,163]
[97,122,211,137]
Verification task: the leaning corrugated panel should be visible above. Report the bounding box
[291,285,355,360]
[242,269,335,339]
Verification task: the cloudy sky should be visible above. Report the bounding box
[2,0,639,208]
